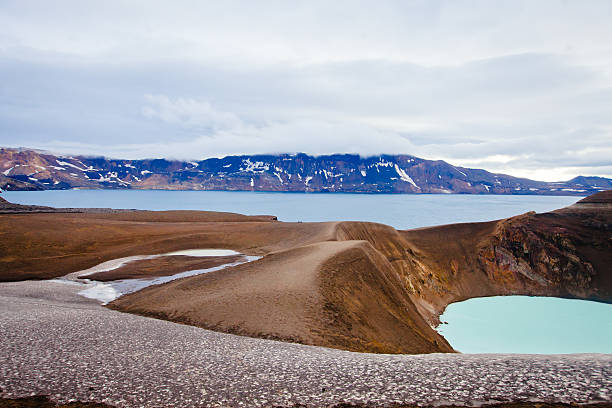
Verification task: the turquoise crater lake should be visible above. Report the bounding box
[438,296,612,354]
[5,190,611,354]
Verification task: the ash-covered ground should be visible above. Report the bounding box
[0,281,610,408]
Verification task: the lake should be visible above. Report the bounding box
[5,190,610,354]
[2,190,580,230]
[438,296,612,354]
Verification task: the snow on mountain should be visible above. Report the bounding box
[0,148,609,195]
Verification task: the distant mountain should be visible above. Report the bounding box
[1,147,610,195]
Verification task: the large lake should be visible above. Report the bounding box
[5,190,610,354]
[3,190,579,229]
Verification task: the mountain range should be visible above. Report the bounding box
[1,147,610,195]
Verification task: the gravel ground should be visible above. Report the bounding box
[0,281,610,408]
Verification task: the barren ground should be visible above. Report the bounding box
[1,281,610,408]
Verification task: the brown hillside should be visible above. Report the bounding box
[109,240,453,354]
[0,211,335,281]
[1,191,609,354]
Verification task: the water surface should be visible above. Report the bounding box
[4,190,579,230]
[438,296,612,354]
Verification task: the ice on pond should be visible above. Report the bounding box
[73,248,241,279]
[54,249,258,305]
[164,249,240,257]
[79,283,121,304]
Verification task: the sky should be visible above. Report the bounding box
[1,0,611,181]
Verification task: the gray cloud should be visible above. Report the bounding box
[1,0,611,181]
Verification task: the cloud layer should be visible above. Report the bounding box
[1,0,611,181]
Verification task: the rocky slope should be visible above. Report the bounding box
[2,147,610,195]
[401,190,612,324]
[1,191,610,354]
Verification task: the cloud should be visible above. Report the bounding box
[0,1,611,181]
[142,95,243,132]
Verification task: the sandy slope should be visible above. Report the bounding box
[1,191,610,354]
[110,240,452,354]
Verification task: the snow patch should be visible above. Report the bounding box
[56,160,88,172]
[561,188,587,192]
[394,164,420,189]
[240,159,269,173]
[452,166,467,178]
[375,159,393,167]
[79,284,120,304]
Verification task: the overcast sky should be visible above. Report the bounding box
[1,0,611,181]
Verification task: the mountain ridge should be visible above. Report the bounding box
[1,147,610,195]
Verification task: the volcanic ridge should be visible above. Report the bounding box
[1,190,610,354]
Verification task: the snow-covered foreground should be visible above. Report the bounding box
[0,280,610,407]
